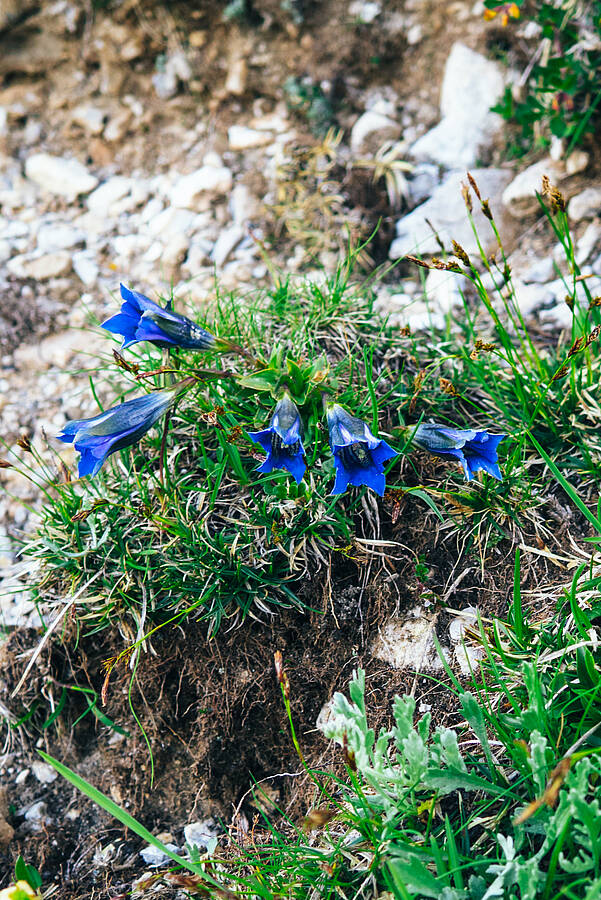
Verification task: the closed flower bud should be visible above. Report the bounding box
[103,284,217,351]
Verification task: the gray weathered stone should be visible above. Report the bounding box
[170,166,233,210]
[410,43,504,169]
[390,168,512,259]
[25,153,98,199]
[502,158,564,217]
[568,187,601,222]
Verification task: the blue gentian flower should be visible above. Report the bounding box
[327,404,397,496]
[57,389,176,478]
[102,283,217,351]
[248,394,306,484]
[410,422,506,481]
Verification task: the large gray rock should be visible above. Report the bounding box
[410,44,505,169]
[389,168,512,259]
[568,187,601,222]
[25,153,98,199]
[502,158,564,217]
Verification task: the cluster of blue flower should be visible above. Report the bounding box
[248,394,397,496]
[57,284,506,494]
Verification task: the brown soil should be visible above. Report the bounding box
[0,481,562,896]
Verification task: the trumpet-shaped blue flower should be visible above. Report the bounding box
[57,389,176,478]
[248,394,306,484]
[327,404,397,496]
[411,422,506,481]
[102,283,216,351]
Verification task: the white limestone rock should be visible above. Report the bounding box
[228,125,273,150]
[71,104,106,135]
[211,224,245,267]
[425,267,466,315]
[568,187,601,222]
[37,222,86,252]
[566,149,589,176]
[7,251,72,280]
[372,609,448,672]
[140,843,180,867]
[87,177,135,216]
[350,110,401,156]
[410,44,505,169]
[25,153,98,199]
[170,166,233,211]
[184,819,219,850]
[390,168,512,259]
[502,158,564,217]
[72,251,99,286]
[32,761,58,784]
[521,257,555,284]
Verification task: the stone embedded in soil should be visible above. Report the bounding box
[170,165,234,211]
[184,818,219,850]
[140,843,180,866]
[410,43,505,169]
[228,125,273,151]
[71,104,107,135]
[425,267,466,317]
[7,251,72,280]
[87,176,136,216]
[25,153,99,199]
[575,221,601,266]
[348,0,381,23]
[14,328,98,371]
[350,109,401,156]
[565,149,589,176]
[372,609,448,672]
[72,250,99,286]
[511,279,554,317]
[31,761,58,784]
[22,800,50,830]
[36,222,86,252]
[389,167,512,259]
[211,224,245,267]
[406,163,440,208]
[502,158,565,218]
[568,187,601,222]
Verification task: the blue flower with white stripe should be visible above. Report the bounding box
[327,404,397,497]
[411,422,506,481]
[248,394,306,484]
[57,389,176,478]
[102,284,216,351]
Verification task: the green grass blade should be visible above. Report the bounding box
[37,750,206,877]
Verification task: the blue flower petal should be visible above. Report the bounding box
[283,452,306,484]
[120,283,163,313]
[247,429,274,455]
[134,316,178,346]
[370,440,398,467]
[326,404,397,496]
[102,311,139,345]
[413,422,506,482]
[332,456,351,495]
[57,390,175,478]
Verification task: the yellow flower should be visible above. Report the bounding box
[483,8,497,19]
[509,2,520,17]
